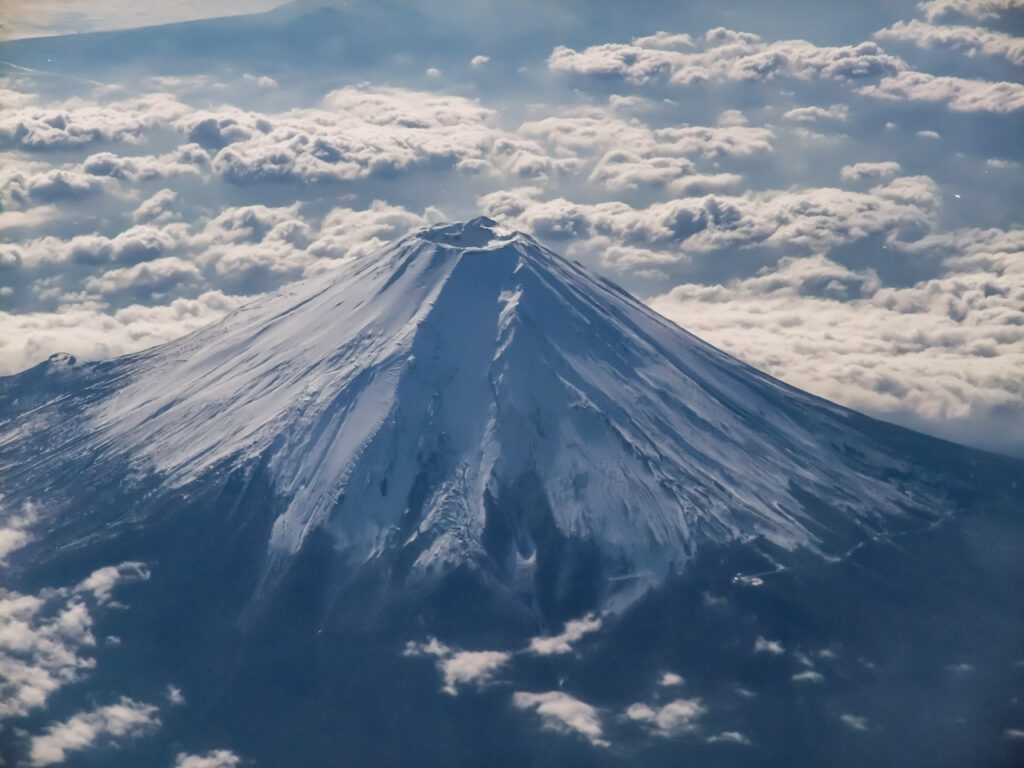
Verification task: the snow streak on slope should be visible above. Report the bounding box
[2,218,946,595]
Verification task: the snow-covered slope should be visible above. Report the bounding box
[0,218,963,601]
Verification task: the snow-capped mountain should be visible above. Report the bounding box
[0,217,994,607]
[2,219,1022,768]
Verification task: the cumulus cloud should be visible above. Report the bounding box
[83,257,203,298]
[840,713,869,730]
[185,86,505,185]
[782,104,850,122]
[876,19,1024,66]
[791,670,825,682]
[754,636,785,655]
[659,672,685,687]
[29,697,160,766]
[548,29,905,86]
[625,698,706,737]
[918,0,1024,21]
[527,614,602,655]
[841,161,902,181]
[17,224,189,269]
[707,731,751,744]
[0,291,250,376]
[470,55,490,68]
[633,31,696,50]
[75,562,150,604]
[166,685,186,705]
[0,592,95,719]
[647,229,1024,454]
[173,750,242,768]
[512,691,608,746]
[1,160,124,213]
[26,169,114,204]
[858,70,1024,112]
[3,197,450,375]
[480,178,937,261]
[307,201,446,262]
[403,638,510,695]
[243,73,278,88]
[133,189,179,224]
[0,562,148,719]
[549,28,1023,116]
[0,499,37,565]
[84,145,210,182]
[0,94,189,151]
[514,110,771,194]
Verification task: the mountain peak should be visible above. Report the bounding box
[415,216,516,249]
[0,224,965,611]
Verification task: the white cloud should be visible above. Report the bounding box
[0,593,95,719]
[782,104,850,122]
[528,613,602,655]
[791,670,826,682]
[512,691,608,746]
[549,30,905,86]
[0,499,37,565]
[647,232,1024,454]
[439,651,510,695]
[514,111,772,194]
[754,636,785,655]
[75,561,150,604]
[480,178,937,258]
[841,161,902,181]
[0,561,148,719]
[166,685,186,706]
[633,31,696,49]
[0,94,190,150]
[918,0,1024,21]
[840,713,869,730]
[858,71,1024,113]
[670,173,744,195]
[470,55,491,68]
[403,637,510,694]
[876,19,1024,66]
[659,672,685,687]
[173,750,242,768]
[626,698,706,737]
[3,197,449,376]
[707,731,751,744]
[83,144,211,182]
[16,223,190,269]
[191,86,502,185]
[243,73,278,88]
[1005,728,1024,739]
[83,257,202,297]
[29,697,160,766]
[133,189,179,224]
[0,291,249,376]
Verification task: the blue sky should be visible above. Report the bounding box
[0,0,1022,454]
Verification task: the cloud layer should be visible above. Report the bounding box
[1,6,1021,455]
